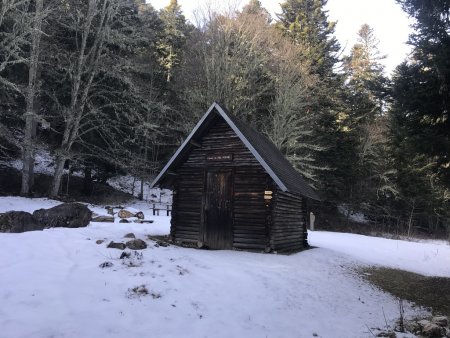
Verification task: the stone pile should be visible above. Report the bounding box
[403,316,450,338]
[0,203,92,233]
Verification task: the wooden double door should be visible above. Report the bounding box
[203,170,233,249]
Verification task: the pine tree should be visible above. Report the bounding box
[340,24,394,217]
[344,24,386,105]
[390,0,450,234]
[157,0,191,82]
[343,24,388,128]
[277,0,339,76]
[277,0,345,194]
[395,0,449,185]
[242,0,271,22]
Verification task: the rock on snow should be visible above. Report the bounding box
[0,197,444,338]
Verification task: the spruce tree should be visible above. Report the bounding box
[343,24,388,126]
[342,24,393,215]
[395,0,449,185]
[277,0,339,76]
[390,0,450,234]
[242,0,271,22]
[277,0,345,196]
[157,0,191,82]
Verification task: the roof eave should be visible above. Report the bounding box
[213,104,288,192]
[151,103,321,200]
[150,102,218,188]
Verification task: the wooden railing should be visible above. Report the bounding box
[151,203,172,216]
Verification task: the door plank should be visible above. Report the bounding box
[204,171,233,249]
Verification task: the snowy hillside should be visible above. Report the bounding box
[107,175,172,203]
[0,149,172,203]
[1,197,448,338]
[0,149,55,176]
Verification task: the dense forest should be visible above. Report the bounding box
[0,0,449,238]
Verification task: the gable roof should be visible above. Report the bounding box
[150,102,320,200]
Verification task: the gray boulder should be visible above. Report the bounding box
[422,322,445,337]
[107,241,126,250]
[126,239,147,250]
[418,320,431,328]
[432,316,449,327]
[0,211,44,233]
[33,203,92,228]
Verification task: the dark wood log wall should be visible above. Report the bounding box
[171,116,308,252]
[271,190,306,251]
[170,166,203,243]
[171,118,268,249]
[233,168,267,250]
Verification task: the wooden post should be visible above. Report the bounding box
[170,186,178,242]
[264,180,274,253]
[310,212,315,231]
[302,198,308,247]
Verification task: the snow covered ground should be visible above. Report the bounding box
[107,175,172,203]
[309,231,450,278]
[1,197,447,338]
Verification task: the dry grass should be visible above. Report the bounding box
[361,267,450,317]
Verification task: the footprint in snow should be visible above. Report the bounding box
[176,265,189,275]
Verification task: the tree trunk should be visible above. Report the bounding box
[83,167,93,196]
[21,0,44,195]
[49,0,112,198]
[65,164,72,195]
[21,115,36,195]
[50,155,66,197]
[131,176,137,196]
[448,224,450,244]
[407,199,416,238]
[139,179,144,200]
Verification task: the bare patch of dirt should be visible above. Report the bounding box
[361,267,450,317]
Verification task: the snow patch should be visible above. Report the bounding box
[0,148,55,175]
[0,197,435,338]
[107,175,172,204]
[309,231,450,277]
[338,204,369,224]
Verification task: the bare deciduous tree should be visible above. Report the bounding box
[49,0,119,197]
[180,9,274,129]
[0,0,31,155]
[21,0,44,195]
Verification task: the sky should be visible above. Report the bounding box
[148,0,415,75]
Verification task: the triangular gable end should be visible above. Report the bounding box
[150,102,322,201]
[150,102,288,192]
[214,104,289,192]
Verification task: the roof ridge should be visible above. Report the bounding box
[151,102,320,200]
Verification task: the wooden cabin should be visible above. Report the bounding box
[150,103,320,252]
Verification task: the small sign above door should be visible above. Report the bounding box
[206,154,233,161]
